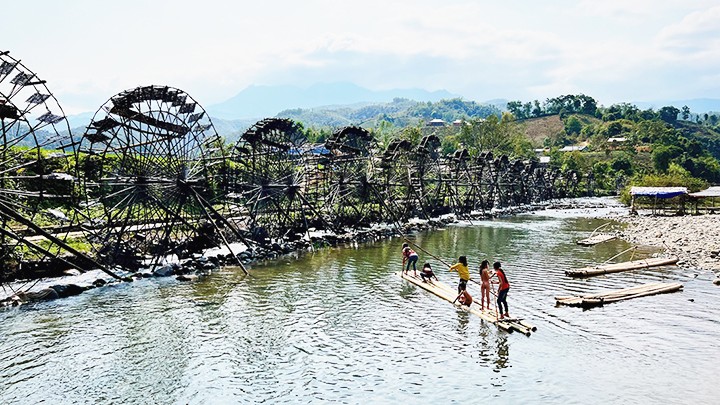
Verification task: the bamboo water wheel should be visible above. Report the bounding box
[230,118,320,243]
[78,85,233,270]
[377,138,414,222]
[0,50,86,285]
[320,126,382,228]
[447,148,483,215]
[410,135,450,218]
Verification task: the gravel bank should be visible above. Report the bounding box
[615,214,720,275]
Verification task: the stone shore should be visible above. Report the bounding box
[615,213,720,278]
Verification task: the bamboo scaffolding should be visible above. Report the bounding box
[555,282,683,308]
[565,256,678,278]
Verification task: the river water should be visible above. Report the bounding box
[1,204,718,404]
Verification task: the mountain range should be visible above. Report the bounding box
[62,83,720,138]
[205,82,457,120]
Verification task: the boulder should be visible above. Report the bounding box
[152,265,175,277]
[49,284,84,298]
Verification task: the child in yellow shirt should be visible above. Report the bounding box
[449,255,470,294]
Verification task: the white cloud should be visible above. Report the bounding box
[656,5,720,53]
[2,0,719,111]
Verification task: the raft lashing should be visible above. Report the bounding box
[399,272,536,336]
[555,282,683,308]
[565,256,679,278]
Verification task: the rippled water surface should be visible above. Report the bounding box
[2,208,718,404]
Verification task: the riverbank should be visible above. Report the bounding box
[2,198,604,305]
[614,213,720,276]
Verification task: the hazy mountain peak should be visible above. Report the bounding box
[206,82,457,120]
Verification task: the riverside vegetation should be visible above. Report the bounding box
[284,95,720,198]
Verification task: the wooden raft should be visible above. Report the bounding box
[565,256,679,278]
[399,272,536,336]
[555,282,683,308]
[577,233,616,246]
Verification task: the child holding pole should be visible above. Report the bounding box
[449,256,470,294]
[492,261,510,319]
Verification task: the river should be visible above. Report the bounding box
[1,204,718,404]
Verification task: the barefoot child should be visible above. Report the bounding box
[402,243,419,275]
[492,261,510,319]
[479,259,492,311]
[458,289,473,307]
[419,262,438,282]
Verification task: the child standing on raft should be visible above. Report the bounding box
[479,259,492,311]
[492,261,510,319]
[449,256,470,294]
[402,243,419,275]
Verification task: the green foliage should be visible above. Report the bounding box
[560,151,587,172]
[619,163,708,204]
[407,98,501,122]
[398,125,423,145]
[610,152,634,175]
[652,144,683,172]
[303,126,331,144]
[371,120,398,150]
[457,115,528,157]
[658,106,680,124]
[564,116,583,135]
[507,94,597,120]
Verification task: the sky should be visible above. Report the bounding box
[3,0,720,114]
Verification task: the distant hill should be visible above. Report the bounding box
[63,112,254,143]
[277,98,502,129]
[65,111,96,131]
[206,82,458,120]
[515,115,565,145]
[632,98,720,114]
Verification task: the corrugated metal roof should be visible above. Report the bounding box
[631,186,688,198]
[689,186,720,198]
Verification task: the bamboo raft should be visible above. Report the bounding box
[399,272,536,336]
[577,233,616,246]
[565,256,679,278]
[555,282,683,308]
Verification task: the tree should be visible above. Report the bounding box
[652,144,683,172]
[610,153,634,175]
[607,121,623,136]
[457,115,525,156]
[507,101,524,119]
[603,105,622,121]
[681,105,690,121]
[373,120,397,150]
[560,151,587,172]
[565,116,582,135]
[658,106,680,124]
[532,100,542,117]
[399,125,422,145]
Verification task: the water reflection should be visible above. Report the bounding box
[455,310,471,334]
[493,334,510,372]
[474,324,510,374]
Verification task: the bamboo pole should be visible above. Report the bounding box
[556,282,683,307]
[589,222,611,238]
